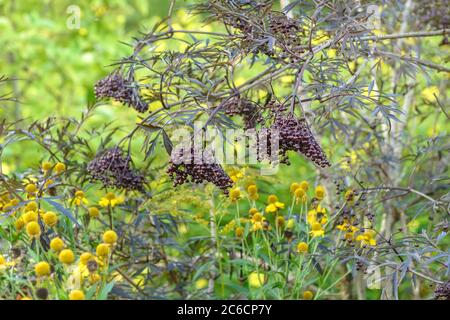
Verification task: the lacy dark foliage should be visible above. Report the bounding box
[95,72,148,113]
[434,281,450,300]
[199,1,305,61]
[87,148,145,191]
[167,142,233,194]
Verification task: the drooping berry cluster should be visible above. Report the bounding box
[434,281,450,300]
[87,148,145,191]
[167,142,233,194]
[94,73,148,113]
[270,113,331,167]
[223,96,264,129]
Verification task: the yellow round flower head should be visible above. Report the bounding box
[229,188,241,202]
[315,185,325,201]
[0,255,5,265]
[248,208,258,216]
[25,201,38,212]
[296,242,308,253]
[290,182,300,193]
[294,188,305,198]
[247,184,258,194]
[300,181,309,191]
[34,261,51,277]
[42,162,52,172]
[195,278,208,290]
[75,190,85,198]
[26,221,41,238]
[252,212,263,222]
[25,183,37,194]
[310,223,325,238]
[80,252,93,265]
[303,290,314,300]
[43,211,58,227]
[267,194,278,204]
[88,207,99,218]
[23,211,38,223]
[103,230,118,244]
[69,290,85,300]
[50,237,64,252]
[276,216,285,228]
[248,272,265,288]
[235,226,244,238]
[59,249,75,264]
[54,162,66,173]
[96,243,110,257]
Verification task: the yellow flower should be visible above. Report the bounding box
[421,86,439,103]
[303,290,314,300]
[247,184,258,194]
[265,204,277,213]
[310,222,325,237]
[43,211,58,227]
[249,208,259,216]
[274,201,285,209]
[235,226,244,238]
[96,243,110,257]
[267,194,278,204]
[25,183,37,193]
[300,181,309,191]
[345,189,355,202]
[0,255,5,266]
[294,187,305,199]
[296,242,308,253]
[89,273,101,284]
[59,249,75,264]
[72,190,88,206]
[195,278,208,290]
[251,212,263,223]
[54,162,66,174]
[315,185,325,200]
[103,230,118,244]
[50,237,65,252]
[307,205,327,225]
[23,211,38,223]
[248,272,265,288]
[34,261,51,277]
[25,201,37,212]
[80,252,93,265]
[99,193,124,208]
[290,182,300,193]
[88,207,99,218]
[69,290,85,300]
[26,221,41,238]
[252,221,263,232]
[42,161,52,172]
[356,230,377,247]
[229,188,241,202]
[276,216,285,228]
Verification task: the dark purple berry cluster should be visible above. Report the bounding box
[167,142,233,194]
[434,281,450,300]
[223,96,264,129]
[94,73,148,113]
[87,148,145,191]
